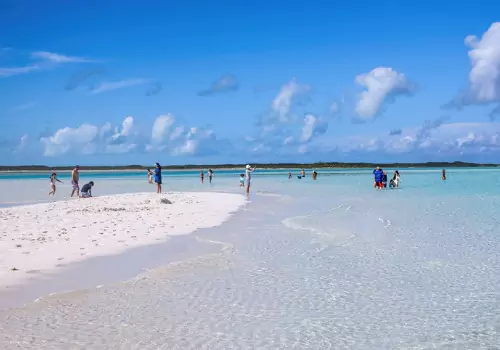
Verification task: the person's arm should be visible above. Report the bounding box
[57,178,63,183]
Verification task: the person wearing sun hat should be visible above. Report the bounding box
[245,164,256,194]
[154,162,162,193]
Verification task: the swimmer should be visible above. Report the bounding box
[48,172,63,195]
[300,169,305,177]
[288,172,292,179]
[442,169,446,181]
[239,173,245,187]
[312,170,317,180]
[208,169,214,184]
[200,170,204,184]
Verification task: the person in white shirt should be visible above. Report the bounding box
[245,164,256,194]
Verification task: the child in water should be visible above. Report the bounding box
[239,174,245,187]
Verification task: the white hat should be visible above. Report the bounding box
[246,164,251,169]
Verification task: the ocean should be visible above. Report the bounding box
[0,167,499,348]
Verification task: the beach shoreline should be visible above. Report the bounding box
[0,191,245,301]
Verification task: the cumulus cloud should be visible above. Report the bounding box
[327,120,500,159]
[272,79,311,122]
[40,124,100,156]
[449,22,500,108]
[198,75,239,96]
[40,116,138,156]
[151,114,176,146]
[107,116,135,145]
[148,114,223,156]
[354,67,414,122]
[300,114,328,143]
[91,79,148,94]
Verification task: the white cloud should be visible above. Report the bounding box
[272,79,310,122]
[108,116,135,145]
[151,114,175,145]
[40,124,99,156]
[463,22,500,104]
[91,79,148,94]
[31,51,91,63]
[172,127,216,156]
[328,121,500,158]
[40,116,137,156]
[0,65,39,77]
[12,134,28,153]
[300,114,328,143]
[354,67,414,121]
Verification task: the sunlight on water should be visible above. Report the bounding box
[0,169,499,348]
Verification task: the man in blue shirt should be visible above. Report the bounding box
[373,166,384,189]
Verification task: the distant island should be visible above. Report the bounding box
[0,161,497,171]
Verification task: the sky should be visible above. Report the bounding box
[1,0,500,165]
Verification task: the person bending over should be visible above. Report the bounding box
[80,181,94,198]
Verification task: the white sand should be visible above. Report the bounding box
[0,192,245,288]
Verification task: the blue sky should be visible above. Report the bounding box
[1,0,500,165]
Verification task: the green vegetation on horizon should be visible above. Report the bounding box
[0,161,497,171]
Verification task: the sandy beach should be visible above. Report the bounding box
[0,191,245,289]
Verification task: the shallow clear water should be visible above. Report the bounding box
[0,169,499,349]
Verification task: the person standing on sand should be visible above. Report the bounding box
[154,162,162,193]
[71,165,80,197]
[245,164,256,194]
[49,172,63,195]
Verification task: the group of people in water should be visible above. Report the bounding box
[288,169,318,180]
[372,167,400,189]
[196,165,257,194]
[49,164,448,198]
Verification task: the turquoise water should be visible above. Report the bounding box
[0,167,488,180]
[0,168,499,348]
